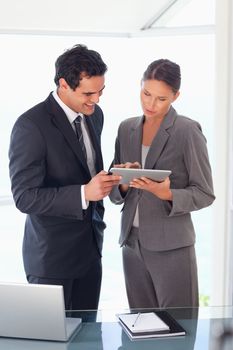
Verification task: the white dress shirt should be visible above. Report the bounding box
[52,90,96,209]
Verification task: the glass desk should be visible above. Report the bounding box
[0,306,233,349]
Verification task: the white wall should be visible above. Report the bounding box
[211,0,233,305]
[0,33,216,308]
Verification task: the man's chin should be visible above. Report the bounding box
[84,106,95,115]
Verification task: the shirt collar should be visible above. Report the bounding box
[52,90,84,124]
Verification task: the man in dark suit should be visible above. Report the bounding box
[8,44,121,310]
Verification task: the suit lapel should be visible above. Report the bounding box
[130,117,144,165]
[145,107,177,169]
[85,116,103,172]
[46,94,90,175]
[144,129,169,169]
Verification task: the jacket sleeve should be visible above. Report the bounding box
[9,116,84,219]
[169,121,215,216]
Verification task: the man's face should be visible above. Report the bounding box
[58,75,105,115]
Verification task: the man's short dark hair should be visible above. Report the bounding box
[54,44,107,90]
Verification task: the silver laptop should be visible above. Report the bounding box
[0,282,82,342]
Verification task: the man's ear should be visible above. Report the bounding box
[59,78,69,90]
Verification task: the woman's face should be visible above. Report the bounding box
[140,79,179,120]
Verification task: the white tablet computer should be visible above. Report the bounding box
[110,168,171,184]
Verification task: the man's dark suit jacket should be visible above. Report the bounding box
[9,93,106,279]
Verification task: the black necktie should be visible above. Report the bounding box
[74,115,87,160]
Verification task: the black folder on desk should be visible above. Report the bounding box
[117,310,186,340]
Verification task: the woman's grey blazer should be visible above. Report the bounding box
[109,106,215,251]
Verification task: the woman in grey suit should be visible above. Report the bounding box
[109,59,215,308]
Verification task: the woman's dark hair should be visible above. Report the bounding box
[142,59,181,93]
[54,44,107,90]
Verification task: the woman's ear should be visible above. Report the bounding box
[173,90,180,102]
